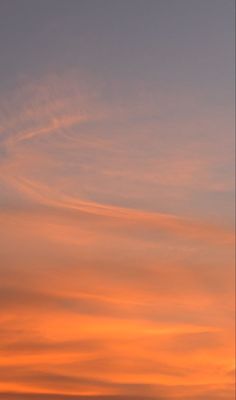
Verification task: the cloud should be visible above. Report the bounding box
[2,175,234,247]
[0,394,159,400]
[0,72,234,399]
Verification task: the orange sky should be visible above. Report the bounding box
[0,1,235,399]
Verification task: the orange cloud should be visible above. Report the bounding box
[0,73,234,400]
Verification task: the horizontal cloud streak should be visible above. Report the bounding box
[0,57,234,399]
[2,176,234,247]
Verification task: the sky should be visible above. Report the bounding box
[0,0,235,399]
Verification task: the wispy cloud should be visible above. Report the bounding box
[0,70,234,399]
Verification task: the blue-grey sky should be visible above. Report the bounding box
[0,0,234,98]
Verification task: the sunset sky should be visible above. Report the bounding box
[0,1,235,399]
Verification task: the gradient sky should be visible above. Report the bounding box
[0,1,235,399]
